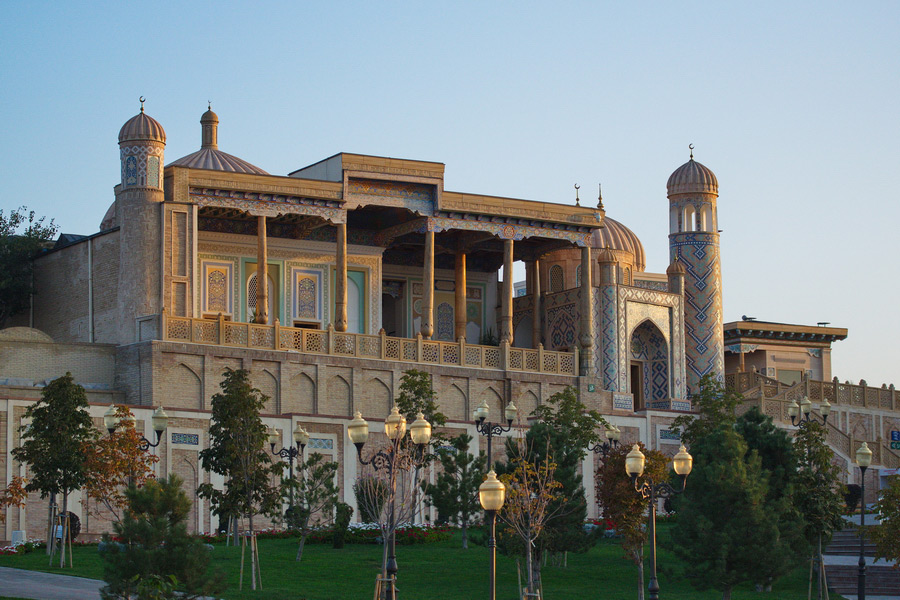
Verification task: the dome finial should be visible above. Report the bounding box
[208,100,211,110]
[597,183,604,210]
[689,143,694,160]
[139,96,145,113]
[574,183,581,207]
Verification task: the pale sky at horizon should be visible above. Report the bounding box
[2,1,898,387]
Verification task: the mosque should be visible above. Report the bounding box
[0,103,897,538]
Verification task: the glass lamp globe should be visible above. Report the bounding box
[799,396,812,416]
[787,399,800,418]
[820,399,831,418]
[673,445,693,476]
[856,442,873,468]
[384,406,407,440]
[625,444,645,478]
[348,412,369,445]
[409,412,432,446]
[479,470,506,512]
[151,407,169,434]
[294,423,310,447]
[504,401,517,423]
[267,426,281,447]
[103,405,119,433]
[473,399,489,422]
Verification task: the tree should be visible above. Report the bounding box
[793,419,846,597]
[0,476,28,523]
[671,426,797,600]
[0,206,57,328]
[671,374,742,447]
[421,432,486,548]
[197,369,281,590]
[395,369,448,457]
[870,474,900,568]
[12,372,97,564]
[288,452,339,562]
[498,439,564,597]
[82,405,160,523]
[595,443,668,600]
[100,474,226,600]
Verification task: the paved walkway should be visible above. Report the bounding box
[0,566,102,600]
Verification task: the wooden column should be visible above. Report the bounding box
[335,222,348,332]
[255,216,268,324]
[421,230,435,339]
[531,258,542,348]
[500,239,514,345]
[454,250,467,341]
[579,245,594,374]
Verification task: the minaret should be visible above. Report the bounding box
[116,98,166,343]
[667,146,724,394]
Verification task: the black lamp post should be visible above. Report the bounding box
[104,405,169,451]
[625,444,693,600]
[787,395,831,427]
[348,407,432,598]
[856,441,873,600]
[479,470,506,600]
[268,423,310,513]
[472,398,517,469]
[588,424,621,459]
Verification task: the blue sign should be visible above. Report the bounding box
[892,441,900,450]
[891,430,899,442]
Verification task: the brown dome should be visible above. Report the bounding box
[590,217,645,272]
[667,158,718,195]
[666,259,686,275]
[118,110,166,144]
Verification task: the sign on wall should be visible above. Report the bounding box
[613,393,633,411]
[891,431,899,449]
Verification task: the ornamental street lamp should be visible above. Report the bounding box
[104,405,169,451]
[268,423,310,514]
[625,443,693,600]
[787,395,831,427]
[473,399,517,469]
[855,441,873,600]
[588,424,621,459]
[349,407,432,598]
[479,470,506,600]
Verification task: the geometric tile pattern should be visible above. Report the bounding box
[670,230,724,393]
[630,320,670,402]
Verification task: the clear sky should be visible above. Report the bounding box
[2,1,898,387]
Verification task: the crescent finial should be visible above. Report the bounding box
[139,96,146,112]
[689,143,694,159]
[574,183,581,206]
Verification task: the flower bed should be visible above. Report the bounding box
[197,523,452,546]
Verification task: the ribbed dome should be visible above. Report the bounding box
[118,111,166,144]
[168,148,269,174]
[666,259,686,275]
[590,217,645,272]
[667,158,718,195]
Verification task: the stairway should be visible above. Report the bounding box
[825,526,900,597]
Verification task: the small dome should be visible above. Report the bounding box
[666,259,686,275]
[201,108,219,124]
[168,148,269,175]
[667,158,718,195]
[597,247,618,264]
[118,109,166,144]
[590,217,645,272]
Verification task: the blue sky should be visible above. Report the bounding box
[2,1,898,386]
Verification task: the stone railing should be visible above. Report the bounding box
[161,312,578,376]
[728,371,898,413]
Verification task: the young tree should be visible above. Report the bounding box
[12,372,97,564]
[0,206,58,327]
[82,405,160,523]
[100,474,226,600]
[420,432,486,548]
[595,443,669,600]
[0,476,28,523]
[197,369,281,590]
[671,374,742,447]
[870,474,900,568]
[288,452,339,562]
[498,439,564,597]
[793,419,846,596]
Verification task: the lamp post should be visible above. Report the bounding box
[268,423,310,514]
[625,443,693,600]
[348,407,432,598]
[473,399,517,469]
[104,405,169,451]
[479,470,506,600]
[588,424,621,459]
[787,395,831,427]
[856,441,872,600]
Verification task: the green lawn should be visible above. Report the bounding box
[0,528,845,600]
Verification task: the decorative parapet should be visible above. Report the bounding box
[161,312,577,377]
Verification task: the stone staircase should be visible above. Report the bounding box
[825,528,900,597]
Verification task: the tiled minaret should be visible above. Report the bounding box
[667,147,724,394]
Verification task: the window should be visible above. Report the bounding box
[549,265,564,293]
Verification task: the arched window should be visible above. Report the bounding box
[701,205,714,232]
[549,265,564,293]
[683,205,696,233]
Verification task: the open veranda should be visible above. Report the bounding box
[0,525,843,600]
